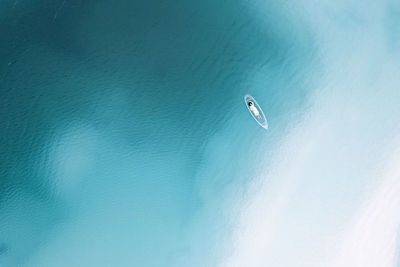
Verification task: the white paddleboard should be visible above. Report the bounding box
[244,94,268,130]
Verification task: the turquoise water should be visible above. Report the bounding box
[1,0,400,266]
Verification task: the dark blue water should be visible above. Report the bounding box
[1,0,399,266]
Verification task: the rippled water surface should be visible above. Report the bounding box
[1,0,400,266]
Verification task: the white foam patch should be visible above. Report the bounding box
[329,144,400,267]
[219,91,400,267]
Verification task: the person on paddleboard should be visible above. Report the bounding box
[248,101,261,119]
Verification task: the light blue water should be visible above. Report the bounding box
[1,0,400,266]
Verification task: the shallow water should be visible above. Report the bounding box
[1,0,399,266]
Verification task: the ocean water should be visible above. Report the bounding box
[0,0,399,266]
